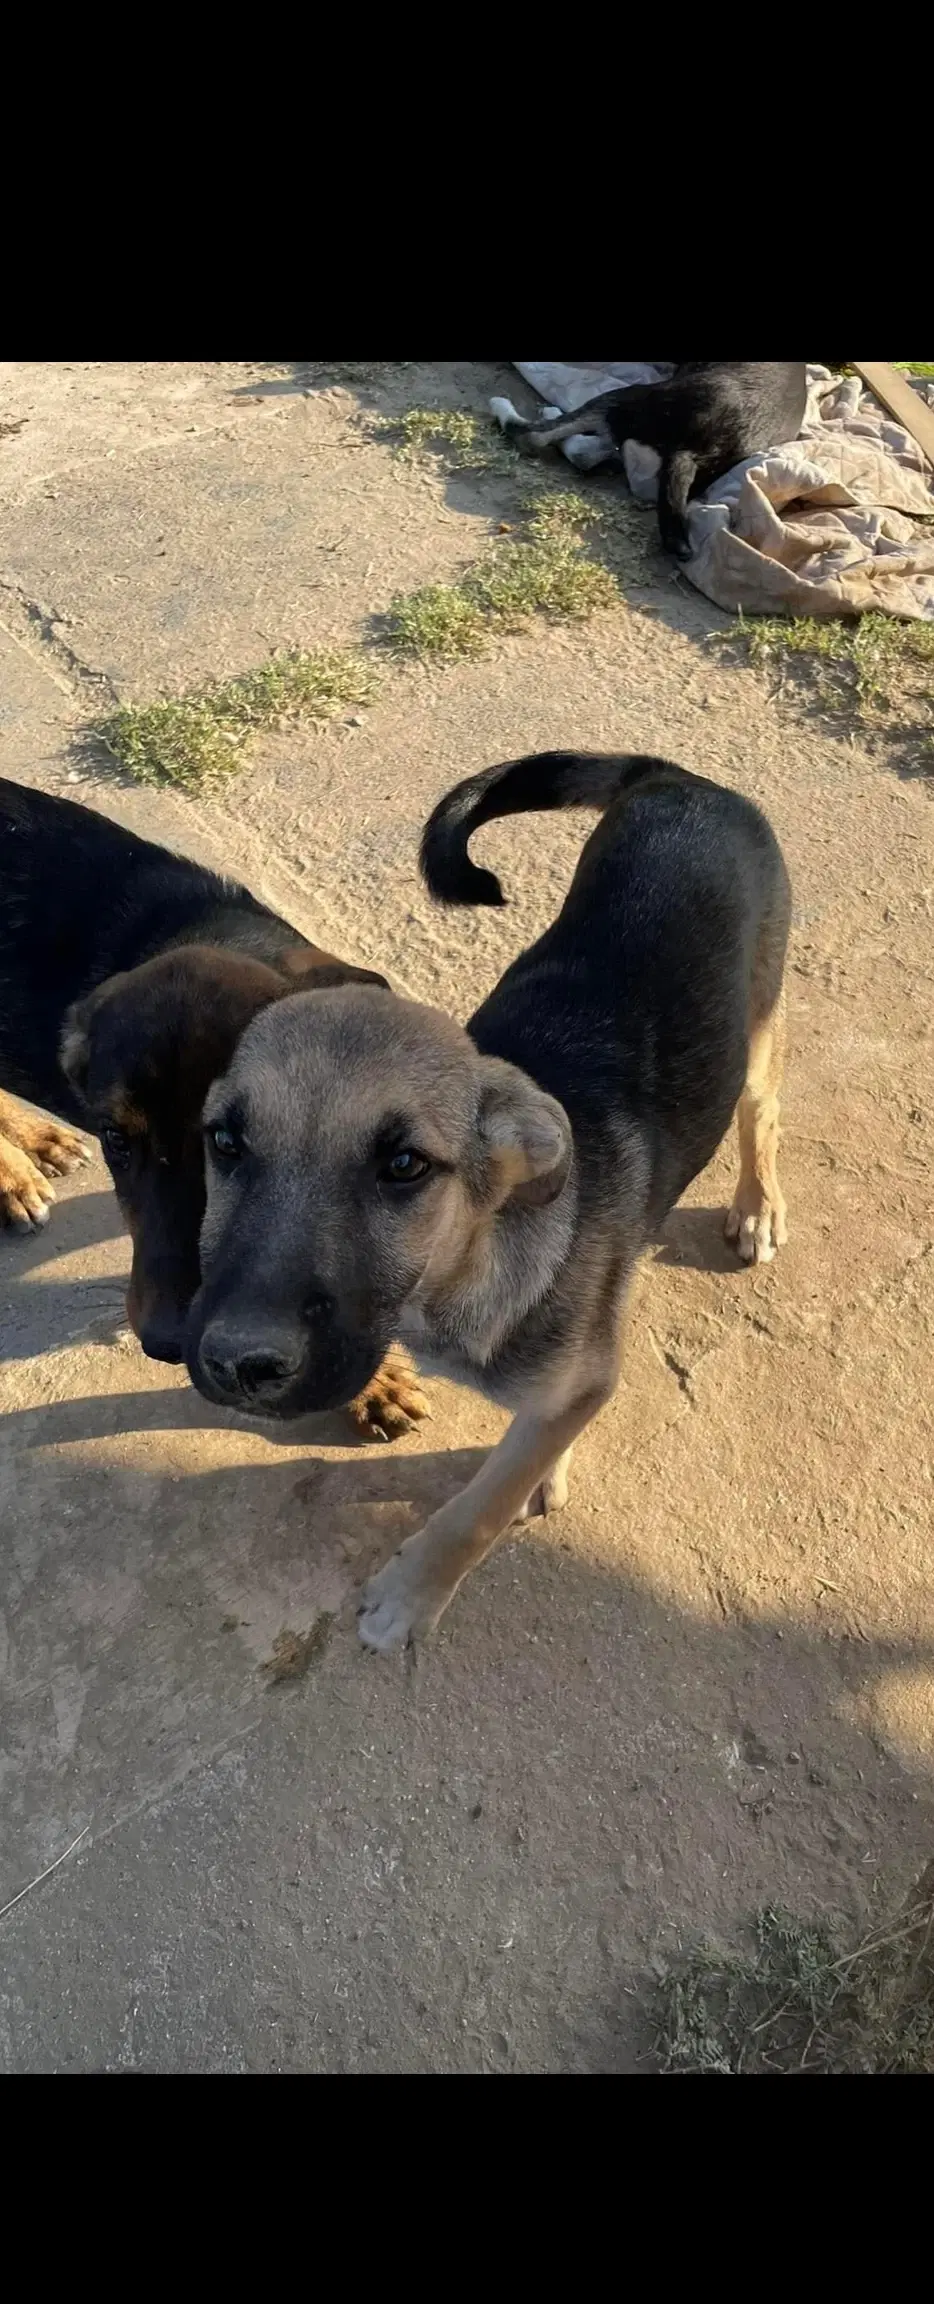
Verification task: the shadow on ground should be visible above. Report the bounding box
[2,1365,933,2070]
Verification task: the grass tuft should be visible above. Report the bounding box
[95,648,377,790]
[380,404,516,473]
[654,1864,934,2074]
[718,611,934,739]
[384,491,618,660]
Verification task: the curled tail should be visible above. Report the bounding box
[420,750,696,906]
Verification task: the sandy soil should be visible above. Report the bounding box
[0,361,931,2071]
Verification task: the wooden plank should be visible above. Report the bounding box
[851,361,934,468]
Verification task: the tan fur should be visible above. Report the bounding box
[105,1094,149,1136]
[346,1347,431,1443]
[724,986,788,1265]
[0,1089,90,1229]
[359,1384,614,1648]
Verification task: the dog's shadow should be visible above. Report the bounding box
[0,1185,129,1363]
[652,1202,740,1274]
[0,1186,743,1369]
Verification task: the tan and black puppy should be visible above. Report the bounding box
[186,750,791,1651]
[1,774,427,1442]
[60,946,428,1440]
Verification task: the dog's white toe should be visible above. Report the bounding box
[358,1558,438,1652]
[490,396,521,430]
[724,1198,786,1264]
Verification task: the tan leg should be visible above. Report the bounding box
[724,991,788,1265]
[357,1388,610,1653]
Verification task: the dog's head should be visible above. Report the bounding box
[186,985,572,1419]
[61,943,387,1363]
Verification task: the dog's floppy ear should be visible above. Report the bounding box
[477,1058,572,1207]
[59,994,96,1095]
[59,972,131,1099]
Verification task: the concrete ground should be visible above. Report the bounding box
[0,361,932,2072]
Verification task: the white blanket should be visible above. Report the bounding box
[497,363,934,621]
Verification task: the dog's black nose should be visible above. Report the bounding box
[201,1338,304,1401]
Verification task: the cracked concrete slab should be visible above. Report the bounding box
[1,362,933,2071]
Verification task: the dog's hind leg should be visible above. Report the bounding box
[357,1383,613,1651]
[493,396,620,464]
[657,448,700,559]
[724,987,788,1265]
[516,1446,573,1520]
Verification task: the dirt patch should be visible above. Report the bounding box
[0,360,933,2072]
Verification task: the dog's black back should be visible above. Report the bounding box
[422,751,791,1227]
[603,361,806,461]
[0,777,307,1119]
[509,362,807,557]
[605,361,806,555]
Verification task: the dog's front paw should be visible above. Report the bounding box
[22,1115,93,1178]
[357,1549,447,1653]
[724,1190,787,1265]
[0,1142,56,1231]
[346,1347,431,1443]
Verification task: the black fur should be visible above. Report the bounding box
[422,750,791,1232]
[0,776,386,1355]
[0,777,318,1121]
[507,362,808,558]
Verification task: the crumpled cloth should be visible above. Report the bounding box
[504,363,934,619]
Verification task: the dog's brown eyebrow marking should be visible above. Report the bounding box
[106,1096,148,1135]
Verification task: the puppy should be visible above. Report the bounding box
[497,362,807,557]
[186,750,791,1648]
[0,774,428,1441]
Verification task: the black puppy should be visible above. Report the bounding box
[498,362,808,557]
[0,776,429,1438]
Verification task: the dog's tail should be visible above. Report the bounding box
[420,751,693,907]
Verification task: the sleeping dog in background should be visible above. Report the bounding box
[184,749,791,1651]
[0,776,428,1441]
[494,362,808,558]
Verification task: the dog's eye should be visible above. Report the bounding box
[101,1124,132,1172]
[379,1150,431,1187]
[209,1124,241,1162]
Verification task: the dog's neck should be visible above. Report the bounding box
[400,1165,579,1375]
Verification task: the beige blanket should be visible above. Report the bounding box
[502,363,934,621]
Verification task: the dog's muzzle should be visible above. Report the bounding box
[187,1290,384,1420]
